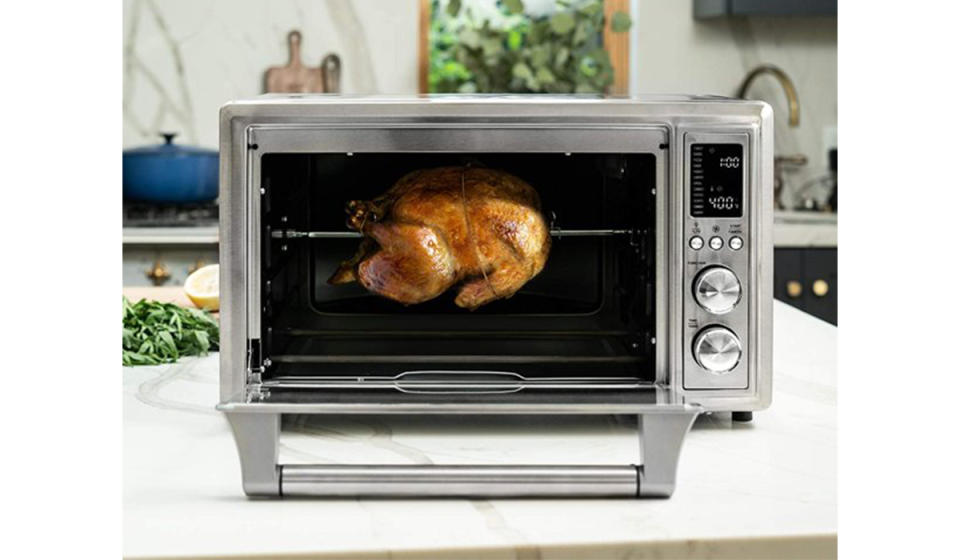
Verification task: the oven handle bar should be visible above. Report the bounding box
[281,465,639,498]
[224,410,699,499]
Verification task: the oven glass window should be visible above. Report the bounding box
[258,152,657,383]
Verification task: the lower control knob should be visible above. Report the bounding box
[693,326,742,374]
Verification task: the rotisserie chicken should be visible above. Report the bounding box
[328,167,551,309]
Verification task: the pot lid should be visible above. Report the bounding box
[123,133,217,157]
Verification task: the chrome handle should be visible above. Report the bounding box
[282,465,639,498]
[224,410,700,499]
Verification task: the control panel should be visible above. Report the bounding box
[683,133,750,390]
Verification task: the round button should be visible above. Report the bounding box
[709,236,723,250]
[693,326,742,374]
[729,236,743,250]
[689,236,704,250]
[694,266,742,314]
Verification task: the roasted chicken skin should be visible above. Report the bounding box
[328,167,551,309]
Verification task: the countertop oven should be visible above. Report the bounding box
[217,95,773,498]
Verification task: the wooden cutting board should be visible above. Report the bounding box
[122,286,218,318]
[123,286,192,307]
[264,30,325,93]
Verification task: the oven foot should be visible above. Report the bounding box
[636,412,700,498]
[224,412,281,497]
[731,411,753,423]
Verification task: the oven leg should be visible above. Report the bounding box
[225,412,281,497]
[731,411,753,422]
[637,412,699,498]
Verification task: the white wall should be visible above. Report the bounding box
[124,0,836,198]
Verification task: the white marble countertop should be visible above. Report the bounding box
[123,301,836,559]
[774,211,838,248]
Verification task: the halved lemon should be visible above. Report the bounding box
[184,264,220,311]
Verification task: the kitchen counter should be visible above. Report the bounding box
[774,211,838,248]
[123,297,837,559]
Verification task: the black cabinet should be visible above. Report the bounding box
[694,0,837,18]
[774,247,837,324]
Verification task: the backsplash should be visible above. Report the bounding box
[631,2,837,206]
[123,0,836,204]
[122,0,418,149]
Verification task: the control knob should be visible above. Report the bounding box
[693,326,742,374]
[694,266,741,314]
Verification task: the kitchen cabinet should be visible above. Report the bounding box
[122,226,218,287]
[774,247,837,324]
[694,0,837,18]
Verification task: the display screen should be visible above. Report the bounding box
[690,143,743,218]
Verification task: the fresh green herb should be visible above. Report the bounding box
[429,0,632,94]
[122,297,219,366]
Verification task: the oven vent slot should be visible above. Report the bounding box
[260,371,645,393]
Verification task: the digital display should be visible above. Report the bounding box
[690,143,743,218]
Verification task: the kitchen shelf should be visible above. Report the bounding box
[694,0,837,18]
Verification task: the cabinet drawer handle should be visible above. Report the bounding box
[786,280,803,299]
[145,261,171,287]
[812,279,830,297]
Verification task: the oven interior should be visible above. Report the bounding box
[256,152,657,395]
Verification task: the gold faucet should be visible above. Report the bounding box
[736,64,800,127]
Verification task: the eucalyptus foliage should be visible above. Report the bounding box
[430,0,631,94]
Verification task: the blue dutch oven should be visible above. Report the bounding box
[123,133,219,203]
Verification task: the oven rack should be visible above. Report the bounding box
[271,228,635,239]
[260,371,646,393]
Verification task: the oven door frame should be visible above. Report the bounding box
[220,119,672,406]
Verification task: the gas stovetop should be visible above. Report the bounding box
[122,201,219,228]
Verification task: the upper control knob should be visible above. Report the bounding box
[693,326,742,374]
[694,266,741,314]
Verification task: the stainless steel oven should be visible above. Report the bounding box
[217,95,773,498]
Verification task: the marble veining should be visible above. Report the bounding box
[124,0,199,143]
[324,0,378,93]
[122,0,419,149]
[135,357,218,415]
